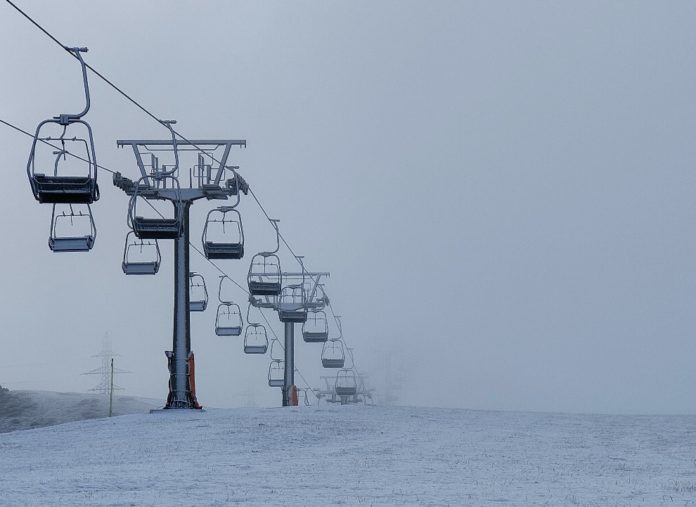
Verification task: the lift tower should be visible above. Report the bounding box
[114,133,246,409]
[251,267,329,406]
[278,270,329,406]
[278,268,329,406]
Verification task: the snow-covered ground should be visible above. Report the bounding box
[0,404,695,506]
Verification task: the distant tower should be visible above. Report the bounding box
[239,381,258,408]
[83,332,128,394]
[383,353,404,406]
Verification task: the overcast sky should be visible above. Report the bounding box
[1,1,696,414]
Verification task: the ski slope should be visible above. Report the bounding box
[0,405,695,506]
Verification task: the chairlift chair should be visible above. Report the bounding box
[128,123,184,239]
[189,272,208,312]
[248,253,282,296]
[268,360,284,387]
[217,275,242,305]
[321,339,346,369]
[302,280,327,310]
[48,204,96,252]
[122,231,160,275]
[202,206,244,260]
[243,303,268,354]
[344,346,356,370]
[247,219,282,296]
[27,48,99,205]
[244,324,268,354]
[335,369,358,396]
[269,338,284,361]
[313,284,329,309]
[278,284,307,323]
[128,175,183,239]
[302,310,329,343]
[215,303,243,336]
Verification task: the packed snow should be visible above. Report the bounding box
[0,404,695,506]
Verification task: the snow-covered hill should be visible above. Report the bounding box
[0,389,159,433]
[0,405,694,506]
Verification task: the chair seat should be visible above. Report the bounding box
[49,236,94,252]
[336,387,357,396]
[33,174,99,204]
[279,310,307,323]
[303,331,328,343]
[122,261,159,275]
[133,217,181,239]
[248,281,281,296]
[204,241,244,260]
[189,301,207,312]
[268,379,284,387]
[215,326,242,336]
[244,345,268,354]
[322,359,345,369]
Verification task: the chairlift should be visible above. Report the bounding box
[128,175,183,239]
[311,283,329,309]
[127,122,184,239]
[27,47,99,204]
[335,368,358,396]
[202,207,244,260]
[48,204,96,252]
[248,253,282,296]
[244,303,268,354]
[268,360,284,387]
[278,284,307,323]
[345,346,356,370]
[302,280,327,310]
[302,310,329,343]
[122,231,160,275]
[189,272,208,312]
[321,339,346,369]
[244,324,268,354]
[269,338,284,361]
[215,302,243,336]
[248,219,282,296]
[217,275,240,305]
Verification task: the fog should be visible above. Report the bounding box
[1,1,695,414]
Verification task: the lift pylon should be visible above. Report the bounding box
[114,134,246,409]
[251,264,329,407]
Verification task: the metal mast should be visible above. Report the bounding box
[114,135,246,409]
[83,332,128,395]
[277,269,329,407]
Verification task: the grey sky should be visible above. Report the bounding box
[1,1,695,414]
